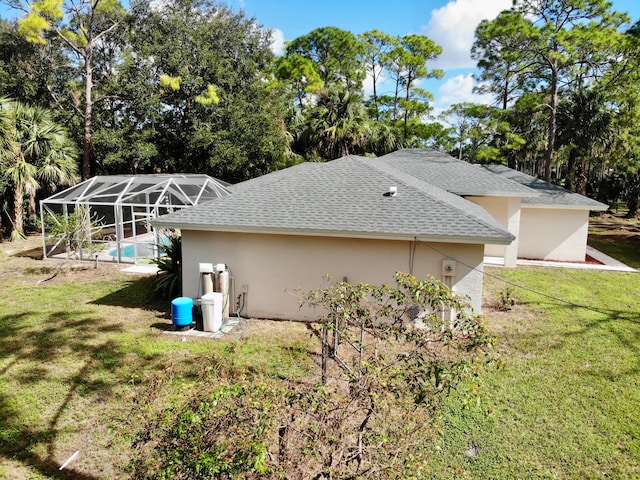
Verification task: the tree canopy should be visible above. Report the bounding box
[1,0,639,239]
[468,0,639,213]
[96,0,290,182]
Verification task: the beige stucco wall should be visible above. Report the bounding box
[466,196,521,267]
[518,207,590,261]
[180,231,486,320]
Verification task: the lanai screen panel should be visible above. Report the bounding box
[41,174,230,263]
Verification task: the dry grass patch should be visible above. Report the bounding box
[0,236,316,479]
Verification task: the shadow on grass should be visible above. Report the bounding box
[0,391,101,479]
[565,304,640,377]
[0,296,170,477]
[90,275,169,312]
[501,297,640,377]
[0,350,121,480]
[11,245,45,260]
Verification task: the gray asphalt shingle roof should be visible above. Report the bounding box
[153,155,515,244]
[378,149,539,197]
[479,164,608,210]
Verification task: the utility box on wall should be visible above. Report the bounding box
[442,260,456,277]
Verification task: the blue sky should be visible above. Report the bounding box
[231,0,640,115]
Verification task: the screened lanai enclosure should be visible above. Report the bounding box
[41,174,230,264]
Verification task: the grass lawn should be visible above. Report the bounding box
[588,213,640,269]
[432,266,640,478]
[0,229,639,478]
[0,238,315,479]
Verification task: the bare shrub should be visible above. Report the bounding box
[129,273,498,478]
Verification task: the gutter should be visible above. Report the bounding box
[150,220,515,245]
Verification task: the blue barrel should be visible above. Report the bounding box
[171,297,194,327]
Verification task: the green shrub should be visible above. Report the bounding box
[45,204,103,258]
[131,378,282,479]
[130,273,498,478]
[151,233,182,299]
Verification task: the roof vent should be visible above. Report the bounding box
[383,186,398,197]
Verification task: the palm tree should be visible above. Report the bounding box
[306,87,371,160]
[366,120,401,156]
[3,101,79,241]
[556,89,612,194]
[0,98,18,237]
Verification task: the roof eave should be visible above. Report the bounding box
[521,203,609,211]
[151,220,514,245]
[460,191,540,198]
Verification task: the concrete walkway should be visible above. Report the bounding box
[120,264,159,274]
[485,246,637,273]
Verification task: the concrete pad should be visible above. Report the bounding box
[485,247,636,272]
[161,317,243,340]
[121,265,159,274]
[585,246,636,271]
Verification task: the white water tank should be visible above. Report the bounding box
[201,292,223,333]
[199,263,214,294]
[218,270,230,319]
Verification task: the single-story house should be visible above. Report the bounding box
[478,164,608,261]
[152,154,515,319]
[375,149,608,264]
[374,150,537,267]
[151,149,608,320]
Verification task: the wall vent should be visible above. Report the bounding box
[383,186,398,197]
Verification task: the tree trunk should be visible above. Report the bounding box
[392,74,400,122]
[626,174,639,218]
[565,148,576,191]
[543,63,559,182]
[371,62,379,121]
[403,74,412,141]
[12,182,24,238]
[576,159,587,196]
[28,193,36,218]
[502,76,509,111]
[82,49,93,180]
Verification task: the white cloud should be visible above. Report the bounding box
[269,27,285,56]
[435,73,494,110]
[149,0,171,13]
[362,65,389,97]
[424,0,512,70]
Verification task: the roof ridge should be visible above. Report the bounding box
[380,149,538,197]
[357,157,514,241]
[228,161,325,193]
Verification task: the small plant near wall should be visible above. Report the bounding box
[497,287,516,311]
[151,232,182,299]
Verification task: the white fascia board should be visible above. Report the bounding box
[521,203,608,211]
[150,221,515,245]
[459,190,540,198]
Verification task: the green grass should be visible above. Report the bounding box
[431,267,640,478]
[588,213,640,269]
[0,238,314,479]
[2,236,640,478]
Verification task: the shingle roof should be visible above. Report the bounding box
[227,162,319,194]
[152,155,515,245]
[479,164,608,210]
[378,149,538,197]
